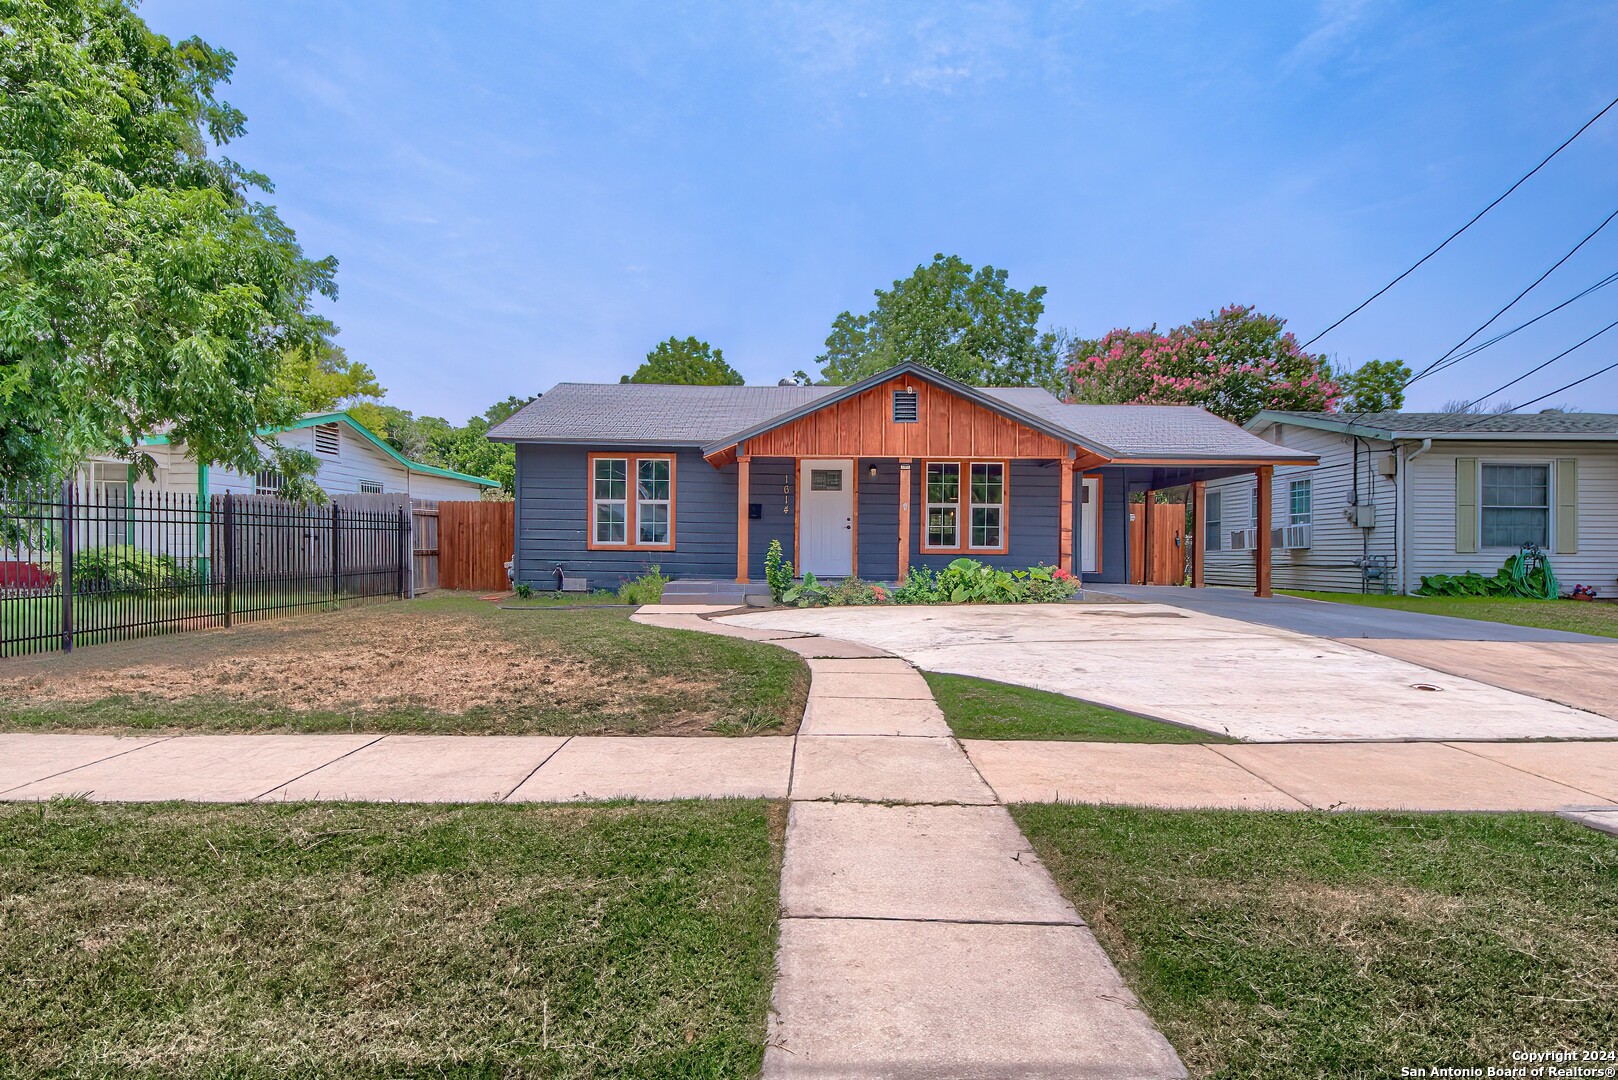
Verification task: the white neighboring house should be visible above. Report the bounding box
[1202,410,1618,596]
[80,411,498,504]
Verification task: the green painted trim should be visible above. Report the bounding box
[195,463,211,577]
[142,413,499,487]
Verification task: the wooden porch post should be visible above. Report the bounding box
[897,458,912,581]
[736,451,751,584]
[1254,465,1273,597]
[1191,480,1206,589]
[1138,489,1152,586]
[1058,452,1074,576]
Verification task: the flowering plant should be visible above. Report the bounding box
[1063,305,1340,423]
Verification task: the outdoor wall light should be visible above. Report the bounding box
[868,465,878,477]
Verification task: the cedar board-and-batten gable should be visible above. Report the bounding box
[701,363,1112,468]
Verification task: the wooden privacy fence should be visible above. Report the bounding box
[437,500,514,592]
[1128,498,1188,586]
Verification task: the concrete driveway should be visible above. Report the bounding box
[1099,584,1604,641]
[720,604,1618,742]
[1104,585,1618,722]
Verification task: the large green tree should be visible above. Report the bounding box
[276,328,383,414]
[1337,358,1410,414]
[622,336,743,385]
[0,0,336,486]
[818,254,1061,388]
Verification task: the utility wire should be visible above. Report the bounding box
[1405,206,1618,385]
[1446,316,1618,416]
[1414,269,1618,384]
[1301,93,1618,350]
[1454,355,1618,430]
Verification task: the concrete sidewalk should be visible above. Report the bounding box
[4,728,1614,813]
[764,658,1186,1079]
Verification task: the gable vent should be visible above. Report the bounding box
[313,421,341,456]
[892,389,919,423]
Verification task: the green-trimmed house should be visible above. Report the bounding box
[80,411,498,506]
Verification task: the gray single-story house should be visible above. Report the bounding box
[1203,409,1618,595]
[488,362,1315,595]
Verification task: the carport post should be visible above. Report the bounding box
[735,451,750,584]
[1191,481,1206,588]
[1254,465,1273,598]
[1058,451,1075,576]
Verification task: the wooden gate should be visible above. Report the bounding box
[438,500,514,592]
[1128,499,1187,586]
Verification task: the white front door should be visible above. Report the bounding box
[1080,476,1100,574]
[799,459,854,577]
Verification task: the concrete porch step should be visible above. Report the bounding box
[661,579,774,607]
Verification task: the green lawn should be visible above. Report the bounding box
[1013,805,1618,1078]
[922,671,1225,743]
[1283,590,1618,638]
[0,594,808,737]
[0,799,783,1079]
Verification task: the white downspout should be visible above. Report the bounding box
[1398,438,1433,594]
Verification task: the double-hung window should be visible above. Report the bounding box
[924,463,960,549]
[589,454,676,550]
[923,460,1008,553]
[1204,491,1223,552]
[1288,478,1312,526]
[1481,464,1548,548]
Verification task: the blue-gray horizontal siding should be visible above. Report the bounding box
[513,445,1131,589]
[515,444,739,590]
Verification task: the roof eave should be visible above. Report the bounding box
[1247,411,1400,441]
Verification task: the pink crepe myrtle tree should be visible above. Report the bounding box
[1062,305,1341,424]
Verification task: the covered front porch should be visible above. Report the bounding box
[693,364,1311,598]
[727,457,1284,595]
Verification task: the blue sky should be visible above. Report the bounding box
[141,1,1618,420]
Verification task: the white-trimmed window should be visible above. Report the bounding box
[313,422,341,456]
[1288,478,1312,526]
[1204,491,1223,552]
[589,454,675,550]
[1481,463,1548,548]
[923,460,1008,553]
[254,470,284,496]
[358,479,384,494]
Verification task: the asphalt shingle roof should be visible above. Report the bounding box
[488,383,839,443]
[1263,410,1618,436]
[983,389,1301,459]
[490,379,1314,462]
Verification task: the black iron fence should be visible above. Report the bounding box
[1,484,412,658]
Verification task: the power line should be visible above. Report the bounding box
[1301,93,1618,350]
[1447,316,1618,415]
[1454,355,1618,430]
[1413,269,1618,384]
[1405,206,1618,385]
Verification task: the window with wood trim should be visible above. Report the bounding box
[589,454,676,550]
[923,460,1008,553]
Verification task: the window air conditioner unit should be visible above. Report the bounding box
[1281,524,1312,549]
[1228,528,1256,551]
